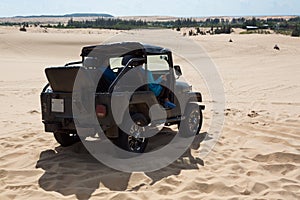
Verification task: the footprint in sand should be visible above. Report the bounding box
[248,111,259,118]
[28,110,40,114]
[224,108,242,116]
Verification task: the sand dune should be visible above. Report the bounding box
[0,27,299,199]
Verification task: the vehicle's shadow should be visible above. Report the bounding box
[36,129,207,199]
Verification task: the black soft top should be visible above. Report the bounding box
[80,42,170,57]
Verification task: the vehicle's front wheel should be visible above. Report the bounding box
[179,104,203,137]
[53,131,81,147]
[118,113,149,153]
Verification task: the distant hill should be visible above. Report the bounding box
[14,13,114,18]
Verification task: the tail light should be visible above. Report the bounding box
[96,105,107,118]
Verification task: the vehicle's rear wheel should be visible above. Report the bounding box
[179,104,203,137]
[53,131,81,147]
[118,113,149,153]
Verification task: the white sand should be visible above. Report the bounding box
[0,26,299,199]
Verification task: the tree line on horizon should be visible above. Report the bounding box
[66,17,148,30]
[1,16,299,36]
[66,16,300,36]
[61,16,300,36]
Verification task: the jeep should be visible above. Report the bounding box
[41,42,205,153]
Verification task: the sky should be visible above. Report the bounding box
[0,0,299,17]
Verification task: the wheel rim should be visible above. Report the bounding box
[187,109,200,134]
[128,121,146,152]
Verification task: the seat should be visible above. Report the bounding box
[113,67,146,92]
[97,67,117,92]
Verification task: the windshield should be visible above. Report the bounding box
[107,54,170,73]
[109,57,122,69]
[147,55,169,72]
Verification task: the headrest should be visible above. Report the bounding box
[121,55,134,66]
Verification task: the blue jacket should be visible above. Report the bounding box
[145,70,163,97]
[99,67,116,82]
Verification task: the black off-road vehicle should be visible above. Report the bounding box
[41,42,204,153]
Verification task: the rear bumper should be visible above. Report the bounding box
[43,117,77,132]
[200,105,205,110]
[43,121,62,132]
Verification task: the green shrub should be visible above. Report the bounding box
[291,26,300,37]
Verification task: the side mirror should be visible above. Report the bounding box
[174,65,182,77]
